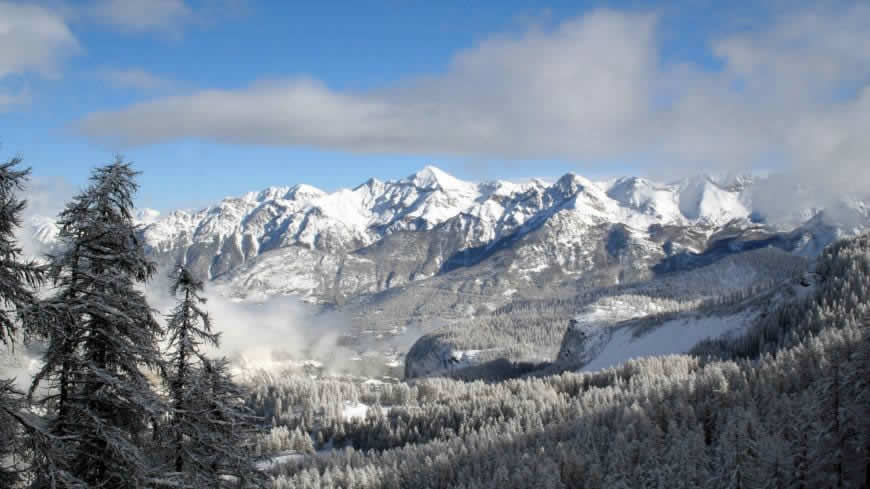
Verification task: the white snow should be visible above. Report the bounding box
[256,451,304,471]
[134,208,161,225]
[341,401,369,420]
[341,401,391,420]
[580,311,753,372]
[408,165,475,194]
[676,176,749,225]
[23,165,868,304]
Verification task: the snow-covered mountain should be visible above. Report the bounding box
[27,166,870,304]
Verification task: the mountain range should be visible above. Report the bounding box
[28,166,870,305]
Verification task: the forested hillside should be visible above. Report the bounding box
[254,235,870,488]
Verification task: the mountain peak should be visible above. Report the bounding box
[406,165,470,192]
[286,184,326,201]
[552,172,595,195]
[244,186,292,203]
[676,174,749,223]
[135,208,161,225]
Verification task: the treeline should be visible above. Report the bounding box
[0,158,264,488]
[692,233,870,360]
[267,312,870,488]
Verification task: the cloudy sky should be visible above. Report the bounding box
[1,0,868,210]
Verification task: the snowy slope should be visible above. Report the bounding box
[575,310,754,372]
[555,272,816,372]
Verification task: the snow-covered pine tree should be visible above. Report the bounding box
[160,266,219,485]
[0,158,46,485]
[0,158,45,345]
[0,378,25,487]
[29,159,165,488]
[848,314,870,489]
[160,266,264,488]
[187,357,266,488]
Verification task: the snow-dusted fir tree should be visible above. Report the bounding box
[30,159,165,487]
[0,378,25,487]
[0,158,44,345]
[848,315,870,489]
[188,357,265,488]
[0,159,46,485]
[160,266,264,488]
[161,266,219,482]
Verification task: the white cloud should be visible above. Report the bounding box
[84,0,249,35]
[78,10,660,157]
[88,0,192,34]
[98,67,179,92]
[77,5,870,203]
[144,275,358,375]
[0,2,80,79]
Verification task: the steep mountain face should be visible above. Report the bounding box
[27,165,870,306]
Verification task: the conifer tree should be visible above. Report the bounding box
[0,378,25,487]
[161,266,219,484]
[0,158,44,344]
[161,266,264,488]
[187,357,266,488]
[849,314,870,489]
[0,158,46,485]
[30,158,164,487]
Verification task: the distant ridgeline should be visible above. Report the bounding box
[28,167,867,307]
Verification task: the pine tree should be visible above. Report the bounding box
[0,378,25,487]
[810,342,848,488]
[29,158,165,487]
[0,158,45,345]
[161,266,219,485]
[186,357,266,488]
[848,315,870,489]
[160,266,264,487]
[0,158,46,485]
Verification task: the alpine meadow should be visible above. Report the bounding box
[2,1,870,488]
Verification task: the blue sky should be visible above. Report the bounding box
[1,0,868,211]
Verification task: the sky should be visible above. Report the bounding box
[1,0,869,211]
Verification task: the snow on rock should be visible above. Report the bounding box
[556,272,814,372]
[134,208,161,225]
[676,176,749,225]
[408,165,475,194]
[578,311,752,372]
[21,165,870,304]
[404,332,502,378]
[556,296,669,367]
[606,177,684,224]
[26,215,59,246]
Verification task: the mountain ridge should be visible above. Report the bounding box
[27,166,870,304]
